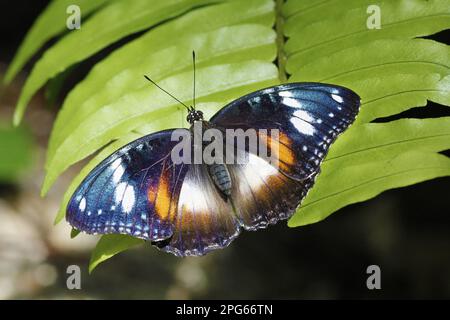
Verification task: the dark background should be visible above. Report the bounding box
[0,1,449,299]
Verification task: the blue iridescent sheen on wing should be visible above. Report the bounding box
[211,82,360,180]
[67,130,188,242]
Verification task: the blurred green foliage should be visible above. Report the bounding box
[0,123,33,183]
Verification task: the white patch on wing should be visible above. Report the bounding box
[282,97,301,108]
[240,153,278,191]
[279,90,294,97]
[248,153,278,176]
[122,185,136,214]
[112,159,125,183]
[290,110,320,136]
[177,166,232,219]
[331,94,344,104]
[114,182,127,204]
[79,197,86,212]
[290,117,316,136]
[178,170,209,214]
[293,109,314,123]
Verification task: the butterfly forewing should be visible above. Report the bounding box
[210,83,360,181]
[67,130,188,242]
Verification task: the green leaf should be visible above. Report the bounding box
[282,0,373,27]
[44,64,78,107]
[89,234,144,273]
[0,123,33,182]
[296,117,450,225]
[324,117,450,170]
[289,151,450,227]
[354,73,449,123]
[285,0,450,65]
[319,73,449,124]
[288,39,450,80]
[70,228,81,239]
[289,117,450,227]
[13,0,228,125]
[49,0,274,140]
[3,0,110,85]
[47,22,276,164]
[284,1,450,228]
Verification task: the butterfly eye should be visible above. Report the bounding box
[186,113,194,124]
[186,110,203,124]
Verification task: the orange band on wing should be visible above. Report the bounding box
[148,170,177,221]
[258,131,296,173]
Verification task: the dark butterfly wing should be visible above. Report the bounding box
[67,130,188,242]
[67,129,240,256]
[211,82,360,229]
[211,82,360,180]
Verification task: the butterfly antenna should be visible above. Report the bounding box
[192,50,196,110]
[144,75,191,111]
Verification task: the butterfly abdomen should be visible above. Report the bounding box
[208,163,232,196]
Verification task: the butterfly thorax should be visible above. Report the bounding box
[189,117,233,198]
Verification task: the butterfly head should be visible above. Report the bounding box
[186,108,203,124]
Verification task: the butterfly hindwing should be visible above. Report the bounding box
[227,153,313,230]
[160,164,240,256]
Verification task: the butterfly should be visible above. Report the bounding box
[67,53,360,257]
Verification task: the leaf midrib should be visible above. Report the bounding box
[286,0,333,18]
[362,88,447,105]
[287,14,450,56]
[325,133,450,162]
[318,61,450,82]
